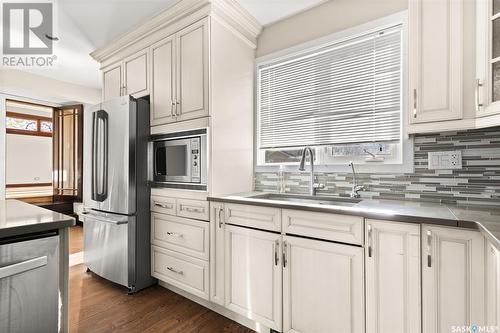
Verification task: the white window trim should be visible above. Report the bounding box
[254,10,413,174]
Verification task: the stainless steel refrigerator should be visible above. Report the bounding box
[80,95,154,293]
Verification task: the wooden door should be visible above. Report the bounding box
[365,220,421,333]
[53,105,83,202]
[151,36,176,126]
[176,18,209,122]
[409,0,463,123]
[486,240,500,327]
[422,225,485,332]
[224,225,282,331]
[283,235,364,333]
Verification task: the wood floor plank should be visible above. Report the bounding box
[69,264,255,333]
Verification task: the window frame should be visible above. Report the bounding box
[6,111,53,137]
[254,11,413,174]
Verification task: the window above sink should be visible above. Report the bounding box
[255,12,414,174]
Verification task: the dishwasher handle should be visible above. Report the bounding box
[0,256,48,279]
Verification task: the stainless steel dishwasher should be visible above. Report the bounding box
[0,231,60,333]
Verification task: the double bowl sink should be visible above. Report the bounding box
[248,193,362,208]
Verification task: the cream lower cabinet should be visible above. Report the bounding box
[209,203,225,306]
[365,220,420,333]
[422,225,485,333]
[224,224,282,331]
[283,235,364,333]
[486,239,500,327]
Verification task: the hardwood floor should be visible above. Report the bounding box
[69,225,84,254]
[69,264,255,333]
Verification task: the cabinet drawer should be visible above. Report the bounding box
[282,209,364,245]
[151,196,176,216]
[225,203,281,232]
[151,245,209,300]
[177,199,209,221]
[151,213,209,260]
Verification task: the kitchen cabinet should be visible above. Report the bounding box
[209,203,225,306]
[101,49,149,101]
[476,0,500,116]
[150,19,209,126]
[486,239,500,327]
[224,224,282,331]
[102,64,122,101]
[365,220,420,333]
[422,225,485,332]
[282,235,364,333]
[409,0,463,124]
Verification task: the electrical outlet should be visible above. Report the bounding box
[428,150,462,170]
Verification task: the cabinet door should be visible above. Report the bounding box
[365,220,420,333]
[486,240,500,327]
[225,225,282,331]
[123,50,149,97]
[422,225,485,333]
[176,18,209,121]
[210,203,225,306]
[409,0,463,123]
[151,36,177,126]
[102,64,122,101]
[477,0,500,115]
[283,235,364,333]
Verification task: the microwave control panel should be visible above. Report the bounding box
[191,137,201,182]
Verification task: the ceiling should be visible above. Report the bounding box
[20,0,326,89]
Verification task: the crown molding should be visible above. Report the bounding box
[90,0,262,63]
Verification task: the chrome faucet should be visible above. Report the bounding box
[298,147,325,196]
[349,161,365,198]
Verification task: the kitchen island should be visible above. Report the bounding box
[0,199,75,333]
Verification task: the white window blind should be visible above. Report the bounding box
[258,25,403,149]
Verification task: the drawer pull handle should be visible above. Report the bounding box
[154,202,173,209]
[167,266,183,275]
[181,206,204,213]
[166,232,183,238]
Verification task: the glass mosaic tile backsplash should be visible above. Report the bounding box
[254,127,500,207]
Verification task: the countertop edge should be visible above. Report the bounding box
[207,196,500,249]
[0,217,76,239]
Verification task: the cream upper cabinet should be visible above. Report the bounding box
[224,224,282,332]
[151,35,176,126]
[101,49,149,101]
[176,19,209,122]
[282,235,364,333]
[150,19,209,126]
[123,50,149,97]
[422,225,485,333]
[365,220,420,333]
[209,203,225,306]
[409,0,463,123]
[102,64,122,101]
[477,0,500,116]
[486,239,500,327]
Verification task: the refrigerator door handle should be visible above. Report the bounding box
[92,110,109,202]
[80,211,128,225]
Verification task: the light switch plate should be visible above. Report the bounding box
[428,150,462,170]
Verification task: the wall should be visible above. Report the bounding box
[256,0,407,57]
[5,134,52,184]
[0,69,101,105]
[255,127,500,207]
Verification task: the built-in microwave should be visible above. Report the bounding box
[149,129,207,190]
